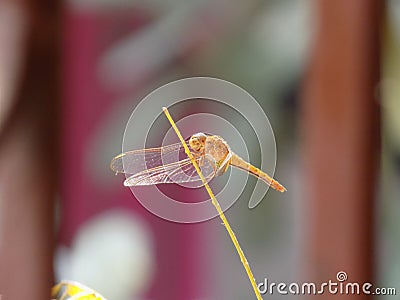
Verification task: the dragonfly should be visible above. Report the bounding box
[110,132,286,192]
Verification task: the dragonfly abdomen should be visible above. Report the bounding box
[230,154,286,192]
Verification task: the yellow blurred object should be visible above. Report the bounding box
[52,281,106,300]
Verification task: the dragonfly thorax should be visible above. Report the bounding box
[204,135,231,164]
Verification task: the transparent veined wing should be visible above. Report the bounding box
[123,156,216,186]
[110,141,191,175]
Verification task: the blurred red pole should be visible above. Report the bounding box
[0,0,59,299]
[302,0,381,297]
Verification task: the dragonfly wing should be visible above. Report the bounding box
[110,141,191,174]
[124,157,216,186]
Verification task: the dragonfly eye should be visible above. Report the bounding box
[189,133,207,152]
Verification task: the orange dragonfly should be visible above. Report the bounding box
[110,132,286,192]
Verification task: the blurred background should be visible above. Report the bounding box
[0,0,398,299]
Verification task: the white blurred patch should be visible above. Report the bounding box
[56,209,155,300]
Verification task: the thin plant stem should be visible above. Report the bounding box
[162,107,263,300]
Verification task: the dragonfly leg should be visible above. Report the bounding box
[205,154,218,175]
[215,152,232,176]
[198,156,205,167]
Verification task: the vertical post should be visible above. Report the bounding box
[0,0,59,299]
[302,0,381,296]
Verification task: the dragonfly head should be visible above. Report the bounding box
[189,132,207,153]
